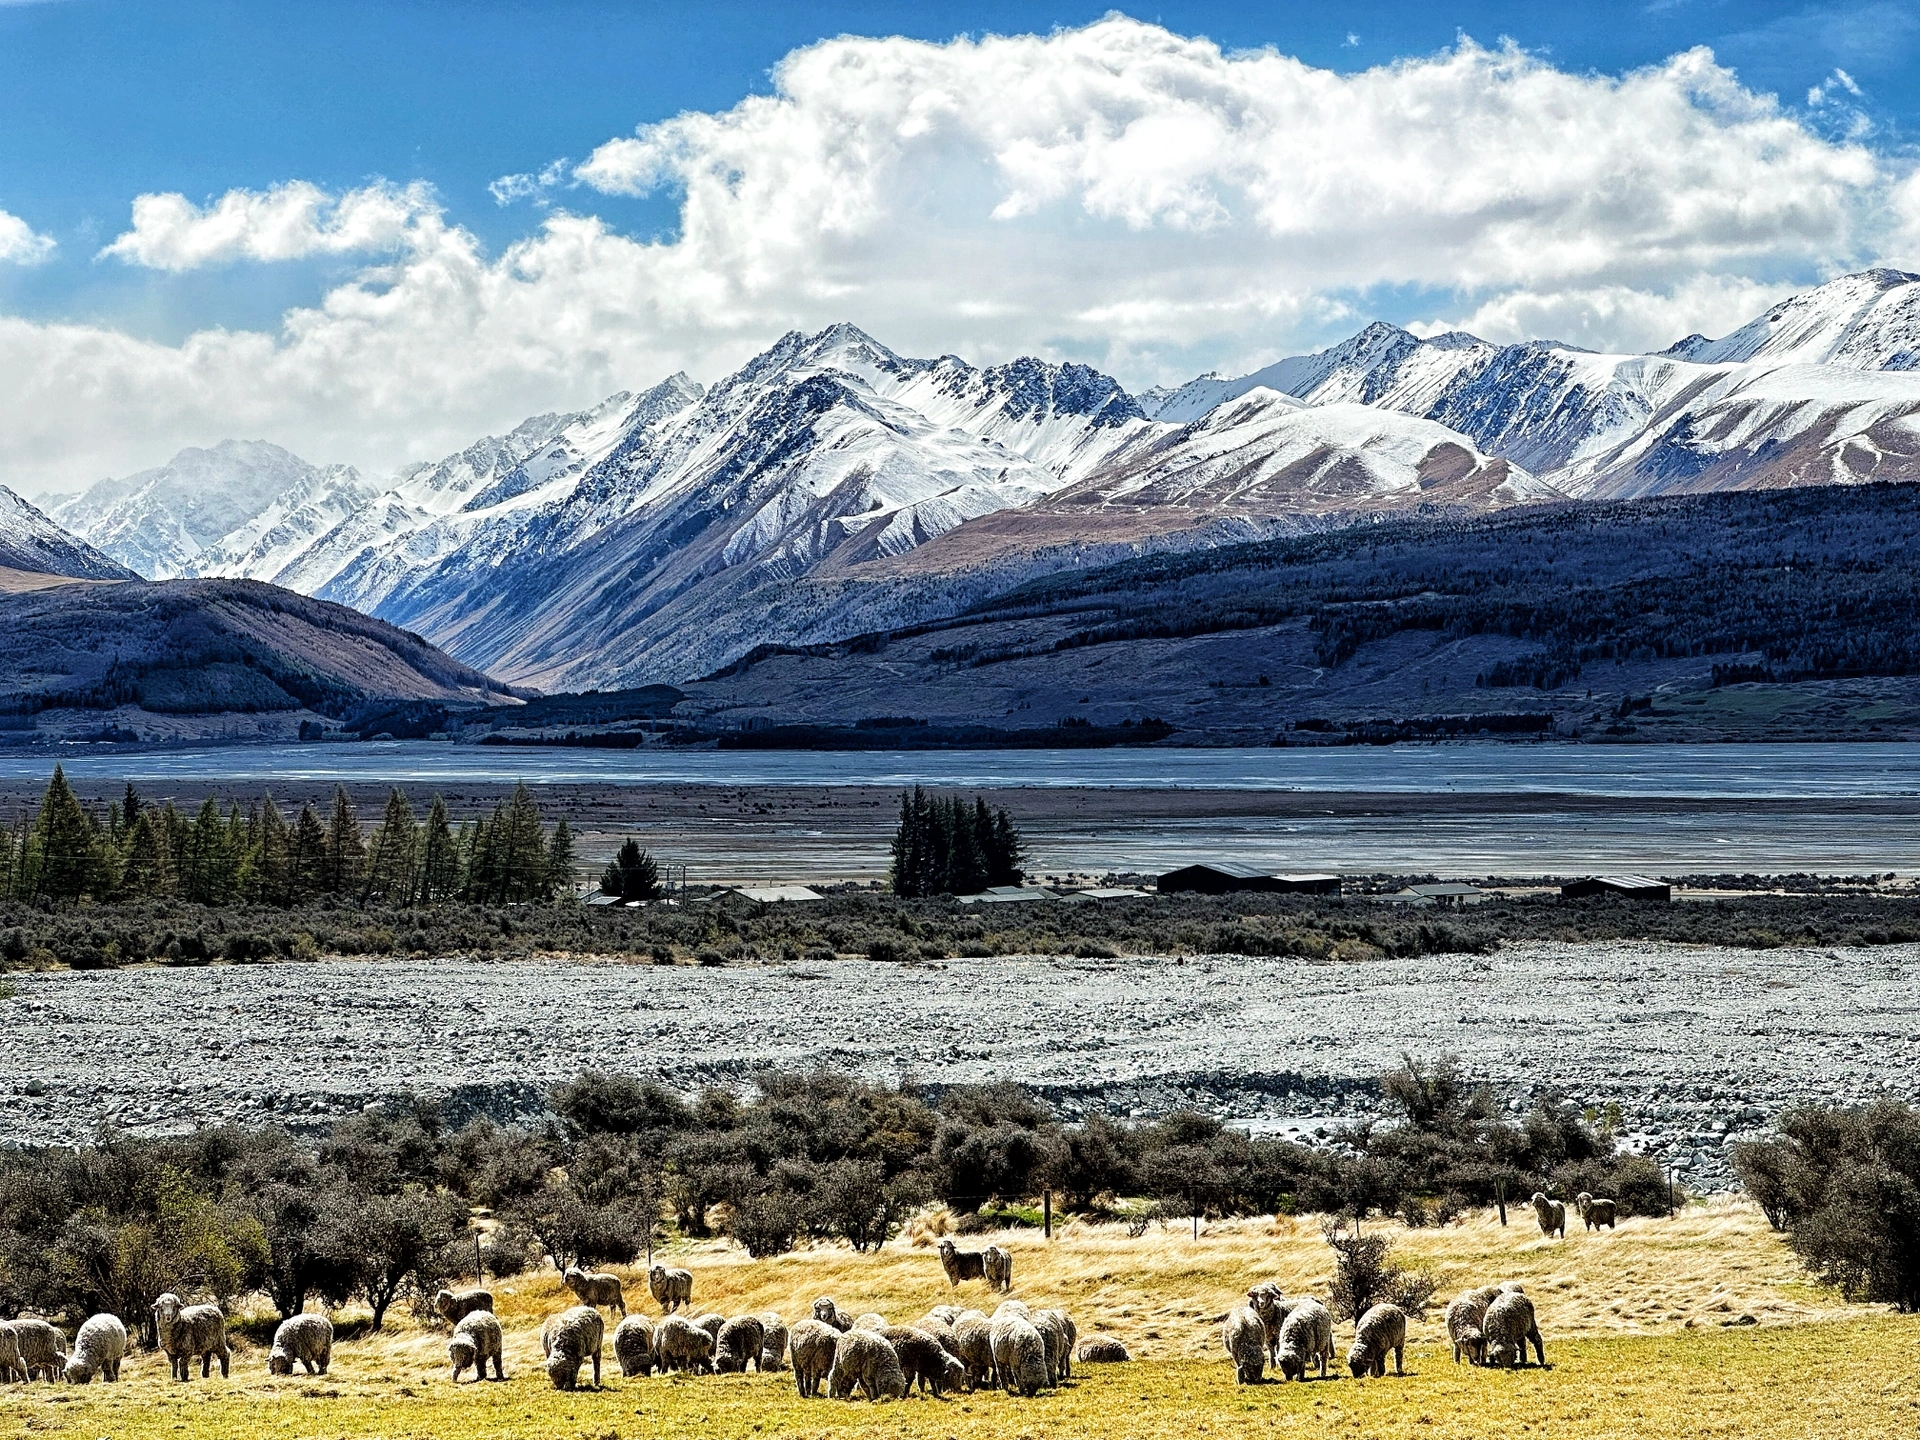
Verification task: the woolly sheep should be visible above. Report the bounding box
[152,1294,229,1381]
[1222,1305,1267,1384]
[852,1312,889,1333]
[612,1315,655,1378]
[788,1317,839,1397]
[1577,1192,1618,1230]
[1485,1290,1546,1369]
[991,1299,1031,1320]
[0,1320,27,1383]
[1276,1297,1334,1382]
[692,1312,727,1343]
[541,1305,605,1391]
[268,1314,333,1377]
[982,1245,1014,1293]
[827,1324,907,1401]
[927,1304,962,1324]
[811,1297,852,1331]
[14,1317,66,1382]
[64,1314,127,1384]
[1039,1307,1077,1381]
[655,1314,714,1375]
[563,1264,627,1315]
[1031,1308,1068,1386]
[1076,1334,1131,1363]
[759,1314,789,1371]
[938,1238,989,1286]
[448,1311,504,1383]
[1246,1282,1290,1364]
[1445,1289,1493,1365]
[952,1310,995,1389]
[648,1264,693,1314]
[714,1315,766,1373]
[989,1312,1049,1397]
[1347,1304,1407,1378]
[1531,1192,1567,1239]
[434,1288,494,1324]
[911,1312,961,1359]
[884,1326,967,1396]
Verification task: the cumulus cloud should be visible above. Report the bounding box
[100,180,439,270]
[0,208,55,265]
[0,18,1916,493]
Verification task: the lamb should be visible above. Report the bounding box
[267,1314,333,1377]
[884,1325,967,1396]
[937,1238,989,1286]
[563,1264,626,1316]
[788,1317,839,1397]
[1445,1289,1493,1365]
[1276,1297,1335,1382]
[648,1264,693,1314]
[989,1312,1049,1397]
[1485,1290,1546,1369]
[0,1320,27,1383]
[434,1288,495,1324]
[1031,1308,1069,1386]
[152,1294,229,1381]
[541,1305,605,1391]
[1246,1282,1290,1363]
[952,1310,995,1389]
[14,1317,66,1382]
[654,1314,714,1375]
[448,1311,505,1383]
[1531,1192,1567,1239]
[1039,1307,1077,1380]
[64,1314,127,1384]
[758,1314,789,1371]
[612,1315,655,1378]
[714,1315,767,1373]
[826,1325,907,1401]
[1577,1192,1618,1230]
[1076,1334,1131,1363]
[982,1245,1014,1292]
[1347,1304,1407,1378]
[1222,1305,1267,1384]
[811,1297,852,1332]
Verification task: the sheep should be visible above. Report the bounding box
[991,1298,1031,1320]
[14,1317,66,1382]
[826,1325,907,1401]
[982,1245,1014,1293]
[655,1314,714,1375]
[434,1288,495,1324]
[852,1312,890,1333]
[1076,1334,1131,1363]
[1039,1307,1077,1380]
[884,1326,967,1396]
[267,1314,333,1377]
[1246,1282,1290,1363]
[759,1314,790,1371]
[1531,1192,1567,1239]
[612,1315,655,1378]
[1031,1308,1068,1386]
[541,1305,605,1391]
[811,1297,852,1332]
[911,1312,961,1359]
[64,1314,127,1384]
[563,1264,627,1316]
[0,1320,27,1383]
[952,1310,995,1389]
[1445,1289,1492,1365]
[927,1304,962,1325]
[648,1264,694,1314]
[1222,1305,1267,1384]
[1577,1192,1618,1230]
[1347,1304,1407,1378]
[152,1294,229,1381]
[1485,1290,1546,1369]
[937,1238,989,1287]
[788,1317,839,1397]
[989,1312,1049,1397]
[1276,1297,1335,1382]
[714,1315,767,1373]
[692,1312,727,1344]
[448,1311,505,1383]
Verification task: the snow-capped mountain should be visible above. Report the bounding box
[0,485,134,581]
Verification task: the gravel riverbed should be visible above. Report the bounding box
[6,939,1917,1190]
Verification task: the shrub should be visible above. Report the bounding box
[1324,1216,1437,1321]
[729,1191,801,1258]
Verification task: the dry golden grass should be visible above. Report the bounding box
[6,1197,1916,1440]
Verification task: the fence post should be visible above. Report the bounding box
[474,1225,484,1284]
[1043,1188,1052,1240]
[1495,1177,1507,1227]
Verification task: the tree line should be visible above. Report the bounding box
[888,786,1025,898]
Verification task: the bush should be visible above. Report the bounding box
[1324,1216,1437,1322]
[729,1192,801,1258]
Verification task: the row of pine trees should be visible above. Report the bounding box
[888,786,1025,898]
[2,767,577,907]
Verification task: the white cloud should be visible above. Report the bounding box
[100,180,439,270]
[0,18,1916,495]
[0,208,55,265]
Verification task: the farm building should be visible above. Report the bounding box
[1389,882,1486,908]
[958,885,1053,905]
[1157,863,1342,896]
[709,885,825,905]
[1561,875,1671,902]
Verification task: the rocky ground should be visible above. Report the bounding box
[6,938,1916,1190]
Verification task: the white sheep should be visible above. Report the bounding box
[0,1320,27,1383]
[1222,1305,1267,1384]
[64,1314,127,1384]
[1485,1290,1547,1368]
[268,1314,333,1377]
[852,1312,889,1333]
[434,1288,494,1324]
[541,1305,605,1390]
[759,1314,790,1371]
[1076,1334,1131,1363]
[982,1245,1014,1292]
[952,1310,995,1389]
[989,1312,1049,1397]
[812,1297,852,1331]
[448,1310,505,1383]
[1038,1307,1076,1380]
[788,1317,839,1397]
[1531,1192,1567,1239]
[612,1315,655,1378]
[1276,1297,1334,1382]
[152,1294,229,1381]
[654,1314,714,1374]
[1445,1288,1494,1364]
[648,1264,693,1314]
[1246,1282,1290,1364]
[1576,1191,1618,1230]
[827,1325,907,1401]
[714,1315,766,1373]
[563,1264,626,1315]
[1347,1303,1407,1378]
[14,1317,67,1382]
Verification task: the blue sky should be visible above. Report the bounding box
[1,0,1917,490]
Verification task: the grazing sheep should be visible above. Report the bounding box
[1276,1298,1335,1382]
[912,1313,961,1359]
[648,1264,693,1314]
[267,1314,333,1377]
[1076,1334,1131,1364]
[1347,1304,1407,1378]
[1031,1309,1068,1386]
[541,1305,605,1391]
[989,1313,1049,1397]
[937,1238,989,1286]
[884,1326,967,1395]
[827,1325,907,1401]
[788,1317,839,1397]
[852,1312,889,1333]
[0,1320,27,1383]
[714,1315,767,1373]
[1222,1305,1267,1384]
[952,1311,995,1389]
[991,1299,1031,1320]
[612,1315,655,1378]
[14,1317,66,1382]
[1039,1308,1077,1380]
[1577,1192,1618,1230]
[434,1288,494,1324]
[982,1245,1014,1293]
[655,1314,715,1375]
[1246,1282,1290,1363]
[927,1304,962,1324]
[448,1311,505,1383]
[64,1314,127,1384]
[759,1314,789,1371]
[563,1265,626,1316]
[1445,1290,1493,1365]
[151,1295,229,1381]
[1485,1291,1546,1369]
[1531,1192,1567,1239]
[811,1297,852,1332]
[692,1312,727,1344]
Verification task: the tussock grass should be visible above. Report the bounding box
[6,1198,1914,1440]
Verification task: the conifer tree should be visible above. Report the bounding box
[180,799,232,905]
[546,819,577,899]
[32,765,96,904]
[600,838,660,901]
[289,805,328,903]
[361,789,419,906]
[118,808,173,900]
[322,787,364,896]
[418,797,461,904]
[483,783,550,903]
[253,796,291,905]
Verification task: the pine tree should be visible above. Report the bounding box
[180,799,231,904]
[32,766,96,904]
[120,782,142,835]
[601,838,660,901]
[322,786,364,896]
[361,789,419,906]
[289,805,328,903]
[487,783,549,903]
[546,820,577,899]
[418,797,461,904]
[254,796,290,905]
[462,812,496,903]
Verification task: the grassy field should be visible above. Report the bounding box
[6,1198,1916,1440]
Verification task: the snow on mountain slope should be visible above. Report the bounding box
[0,485,135,581]
[1668,269,1920,370]
[192,464,379,583]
